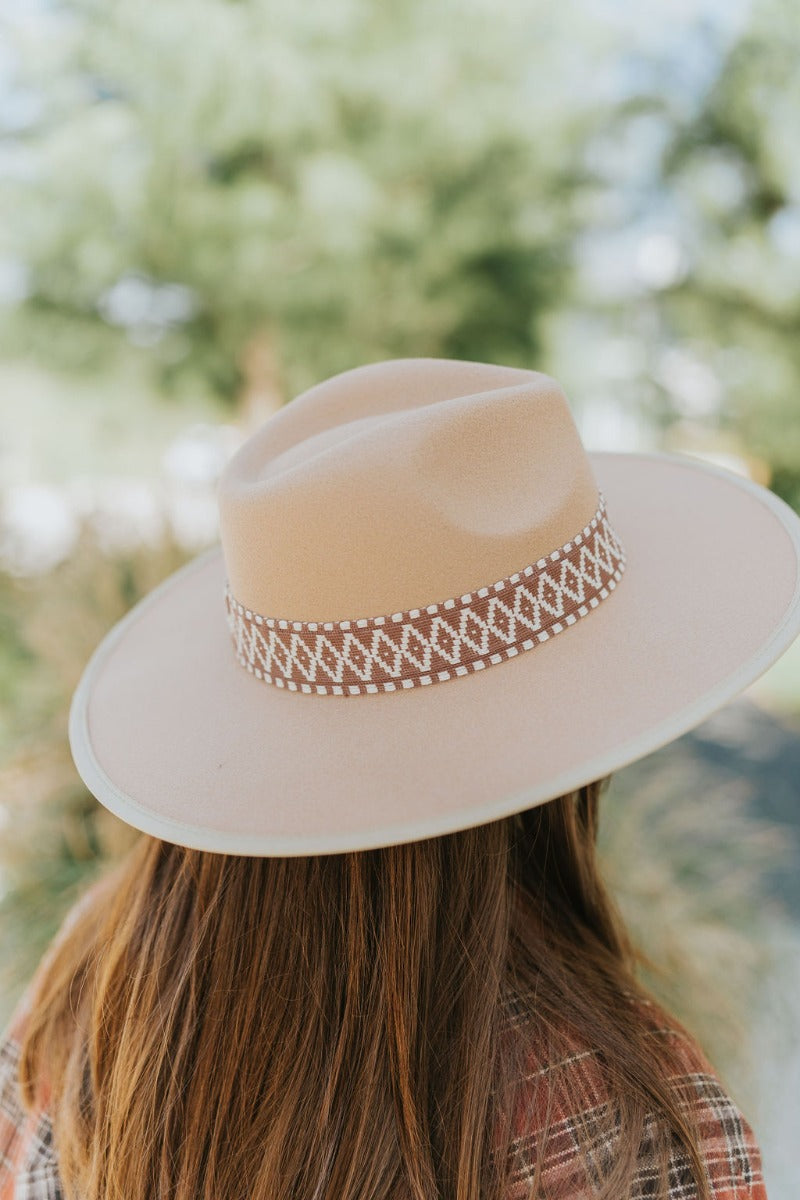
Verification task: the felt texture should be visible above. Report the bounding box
[218,359,598,619]
[68,359,800,855]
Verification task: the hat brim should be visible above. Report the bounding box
[69,450,800,856]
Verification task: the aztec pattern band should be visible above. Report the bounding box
[224,492,626,696]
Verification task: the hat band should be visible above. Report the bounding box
[224,492,626,696]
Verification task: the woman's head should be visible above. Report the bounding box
[19,778,711,1200]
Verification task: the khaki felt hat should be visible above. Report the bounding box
[68,358,800,856]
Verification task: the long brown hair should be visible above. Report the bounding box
[19,777,713,1199]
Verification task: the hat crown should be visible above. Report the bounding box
[218,358,599,621]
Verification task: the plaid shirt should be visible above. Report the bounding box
[1,899,768,1200]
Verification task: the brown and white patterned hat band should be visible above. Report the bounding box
[224,491,626,696]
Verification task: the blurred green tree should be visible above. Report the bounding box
[0,0,599,411]
[545,0,800,507]
[660,0,800,508]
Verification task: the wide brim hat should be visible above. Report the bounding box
[69,358,800,856]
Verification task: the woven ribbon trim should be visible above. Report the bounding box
[224,492,626,696]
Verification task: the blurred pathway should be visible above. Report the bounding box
[748,919,800,1200]
[682,699,800,918]
[616,695,800,1199]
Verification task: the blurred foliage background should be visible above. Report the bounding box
[1,0,799,1190]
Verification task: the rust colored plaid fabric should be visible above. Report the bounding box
[1,901,768,1200]
[498,991,768,1200]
